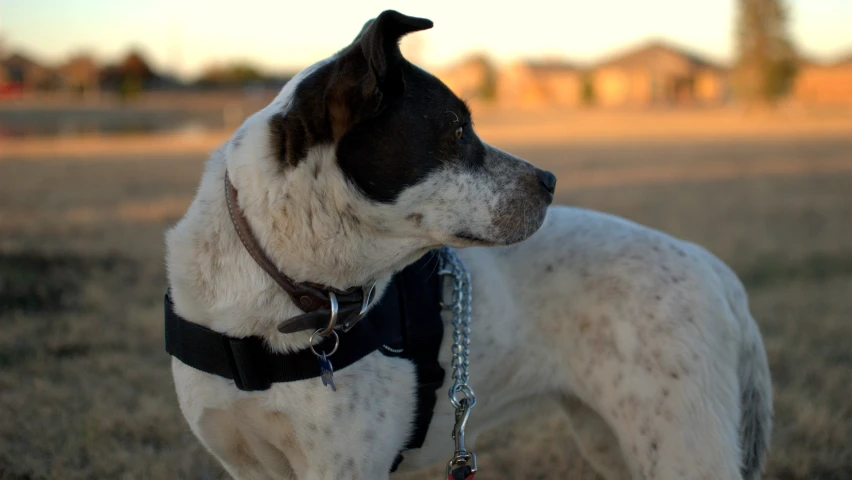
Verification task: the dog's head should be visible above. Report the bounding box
[227,10,555,277]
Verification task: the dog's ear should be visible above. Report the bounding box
[353,19,375,43]
[328,11,432,138]
[358,11,432,85]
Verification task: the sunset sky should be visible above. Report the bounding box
[1,0,850,79]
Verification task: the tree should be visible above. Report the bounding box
[581,72,596,107]
[120,50,155,81]
[198,62,264,86]
[466,54,497,102]
[101,49,160,96]
[733,0,798,105]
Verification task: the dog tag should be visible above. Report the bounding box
[318,353,336,391]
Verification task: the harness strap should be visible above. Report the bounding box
[397,257,446,449]
[164,284,401,390]
[165,251,445,470]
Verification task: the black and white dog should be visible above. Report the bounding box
[165,10,771,480]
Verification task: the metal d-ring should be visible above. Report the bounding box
[309,328,340,358]
[341,281,377,333]
[316,291,338,337]
[449,384,477,410]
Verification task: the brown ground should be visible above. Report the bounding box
[1,111,851,479]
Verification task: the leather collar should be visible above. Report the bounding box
[224,172,372,333]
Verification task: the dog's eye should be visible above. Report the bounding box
[455,126,464,140]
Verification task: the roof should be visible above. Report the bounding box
[595,40,722,71]
[522,59,581,74]
[1,52,47,71]
[59,54,99,73]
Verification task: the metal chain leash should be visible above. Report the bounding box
[438,247,477,480]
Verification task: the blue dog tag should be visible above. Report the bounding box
[318,353,336,391]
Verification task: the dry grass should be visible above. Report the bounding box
[1,114,851,479]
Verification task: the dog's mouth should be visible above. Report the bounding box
[453,231,499,246]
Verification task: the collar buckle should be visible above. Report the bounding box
[340,281,377,333]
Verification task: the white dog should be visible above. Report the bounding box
[165,10,771,480]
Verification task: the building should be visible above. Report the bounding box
[434,54,497,102]
[794,53,852,105]
[436,55,584,109]
[57,54,100,95]
[0,52,55,91]
[591,41,727,107]
[498,60,584,109]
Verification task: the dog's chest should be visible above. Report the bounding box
[179,351,421,475]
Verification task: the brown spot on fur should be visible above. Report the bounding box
[342,204,361,227]
[198,408,261,467]
[232,128,246,148]
[406,212,424,226]
[586,273,631,299]
[265,411,299,450]
[230,432,259,466]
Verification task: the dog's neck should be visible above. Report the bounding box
[229,141,435,287]
[166,140,433,349]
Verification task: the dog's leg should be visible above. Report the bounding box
[197,408,287,480]
[567,359,744,480]
[559,396,631,480]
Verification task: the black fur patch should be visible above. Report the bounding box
[268,63,336,169]
[337,63,485,202]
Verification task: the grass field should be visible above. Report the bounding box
[1,111,851,479]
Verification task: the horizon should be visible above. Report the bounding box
[1,0,850,80]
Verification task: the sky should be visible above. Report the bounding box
[1,0,850,79]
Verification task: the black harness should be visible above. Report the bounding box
[165,251,446,470]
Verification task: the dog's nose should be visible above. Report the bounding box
[536,169,557,195]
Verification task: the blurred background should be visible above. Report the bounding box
[1,1,850,479]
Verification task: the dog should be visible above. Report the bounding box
[165,10,772,480]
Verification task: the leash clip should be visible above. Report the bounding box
[446,397,477,480]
